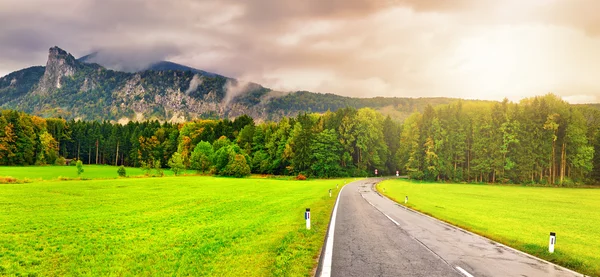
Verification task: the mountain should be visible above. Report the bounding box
[0,46,475,122]
[78,52,219,77]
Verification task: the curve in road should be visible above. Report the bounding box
[317,178,585,277]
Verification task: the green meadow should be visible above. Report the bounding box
[0,176,351,276]
[378,179,600,277]
[0,165,197,181]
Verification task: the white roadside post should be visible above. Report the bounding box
[305,208,311,230]
[329,189,332,198]
[336,184,339,189]
[549,232,556,253]
[405,196,408,204]
[375,169,378,177]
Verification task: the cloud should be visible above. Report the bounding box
[81,44,181,72]
[185,74,203,95]
[1,0,600,103]
[222,79,255,106]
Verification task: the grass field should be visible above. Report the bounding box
[0,176,352,276]
[377,179,600,277]
[0,165,196,181]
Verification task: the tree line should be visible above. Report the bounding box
[0,107,401,178]
[1,94,599,184]
[398,94,600,185]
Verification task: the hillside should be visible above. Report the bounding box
[0,46,475,122]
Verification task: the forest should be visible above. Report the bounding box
[398,94,600,184]
[1,94,599,185]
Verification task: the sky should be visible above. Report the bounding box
[1,0,600,103]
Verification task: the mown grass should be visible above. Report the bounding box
[0,165,196,181]
[378,179,600,277]
[0,176,351,276]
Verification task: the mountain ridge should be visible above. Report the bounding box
[0,46,491,122]
[77,51,220,77]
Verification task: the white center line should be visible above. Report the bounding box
[383,213,400,226]
[361,192,400,226]
[320,183,346,277]
[456,266,475,277]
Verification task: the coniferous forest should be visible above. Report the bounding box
[1,94,600,185]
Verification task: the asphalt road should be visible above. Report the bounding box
[321,178,584,277]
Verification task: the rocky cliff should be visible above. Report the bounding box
[36,46,78,94]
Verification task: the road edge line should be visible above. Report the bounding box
[373,182,588,277]
[456,266,475,277]
[314,182,347,277]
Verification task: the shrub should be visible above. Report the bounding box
[117,166,127,177]
[34,154,46,165]
[140,161,152,176]
[562,178,576,187]
[76,160,84,176]
[408,171,424,180]
[0,177,18,184]
[221,154,251,178]
[296,173,307,180]
[54,157,66,166]
[154,160,164,177]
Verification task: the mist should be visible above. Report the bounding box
[222,79,252,106]
[79,45,181,72]
[185,74,203,94]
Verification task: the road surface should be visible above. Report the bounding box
[318,178,584,277]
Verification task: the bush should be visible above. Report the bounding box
[561,178,576,187]
[117,166,127,177]
[221,154,251,178]
[154,160,164,177]
[140,161,152,176]
[296,173,307,180]
[54,156,66,166]
[0,177,18,184]
[34,155,46,166]
[408,170,424,180]
[76,160,84,175]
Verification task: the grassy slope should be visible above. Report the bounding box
[378,179,600,277]
[0,165,197,180]
[0,176,352,276]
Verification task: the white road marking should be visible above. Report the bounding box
[456,266,475,277]
[319,183,346,277]
[383,213,400,226]
[361,192,400,226]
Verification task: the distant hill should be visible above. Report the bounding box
[0,46,485,122]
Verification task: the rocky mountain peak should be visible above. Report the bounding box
[37,46,78,94]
